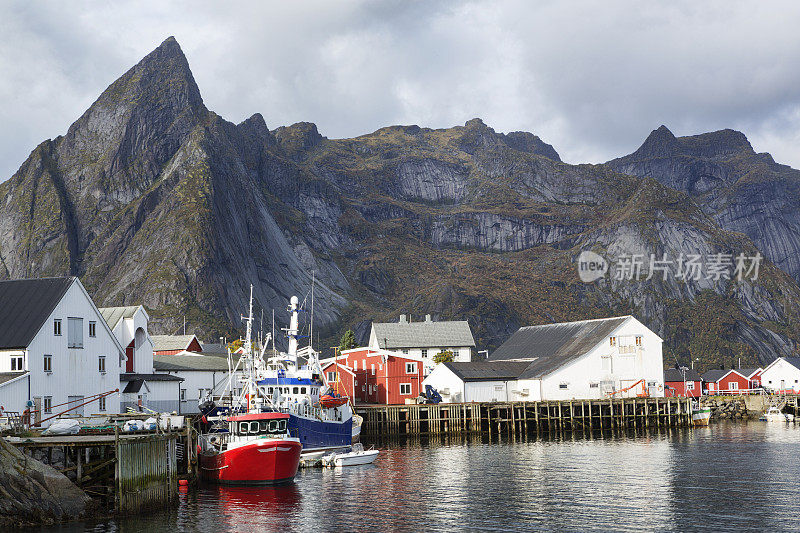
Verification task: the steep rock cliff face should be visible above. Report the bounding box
[1,38,799,368]
[608,125,800,282]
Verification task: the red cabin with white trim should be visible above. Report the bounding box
[320,348,425,405]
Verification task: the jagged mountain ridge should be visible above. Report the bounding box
[1,37,799,368]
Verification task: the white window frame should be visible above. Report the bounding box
[371,364,375,375]
[89,321,97,338]
[67,317,84,349]
[44,396,52,414]
[180,389,187,401]
[326,371,337,383]
[421,349,428,358]
[98,396,106,411]
[406,362,417,374]
[353,360,358,371]
[44,354,52,373]
[729,381,738,390]
[54,319,62,336]
[10,355,24,372]
[686,382,695,390]
[559,383,568,389]
[399,383,412,395]
[98,356,106,374]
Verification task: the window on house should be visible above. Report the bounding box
[371,364,375,375]
[406,362,417,374]
[98,356,106,373]
[400,383,412,395]
[292,387,299,394]
[647,381,656,387]
[354,380,358,386]
[67,317,84,349]
[559,383,568,389]
[362,359,366,370]
[686,382,695,390]
[89,321,96,337]
[609,336,616,346]
[54,319,62,336]
[353,360,358,371]
[589,382,599,389]
[729,382,738,390]
[635,335,642,346]
[10,355,23,372]
[99,396,106,411]
[44,354,52,373]
[301,387,307,394]
[180,389,186,401]
[402,349,409,354]
[326,371,338,382]
[362,385,365,391]
[421,349,428,358]
[44,396,52,414]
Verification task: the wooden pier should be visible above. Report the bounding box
[357,398,692,438]
[8,426,195,513]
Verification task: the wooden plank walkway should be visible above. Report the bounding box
[356,398,692,438]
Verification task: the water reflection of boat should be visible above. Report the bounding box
[759,406,794,422]
[691,403,712,426]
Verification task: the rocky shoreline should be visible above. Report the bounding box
[0,439,98,528]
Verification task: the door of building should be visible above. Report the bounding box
[126,339,135,373]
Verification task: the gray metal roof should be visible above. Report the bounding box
[0,372,27,385]
[99,306,140,329]
[490,316,630,380]
[153,354,237,372]
[443,361,532,382]
[664,368,703,382]
[0,277,74,349]
[119,372,183,382]
[151,335,198,352]
[372,319,475,349]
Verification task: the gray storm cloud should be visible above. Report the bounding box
[1,0,799,181]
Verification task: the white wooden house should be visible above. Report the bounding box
[100,305,182,413]
[153,351,241,413]
[424,316,665,402]
[0,277,124,424]
[369,315,476,372]
[760,357,800,393]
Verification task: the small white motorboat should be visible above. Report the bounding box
[759,406,794,422]
[323,443,379,467]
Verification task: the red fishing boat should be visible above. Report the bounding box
[199,412,302,485]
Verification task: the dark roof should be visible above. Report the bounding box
[372,319,476,349]
[737,368,762,378]
[490,316,630,379]
[119,372,183,382]
[0,277,74,349]
[701,369,738,383]
[443,361,532,382]
[664,368,702,382]
[0,372,28,386]
[199,342,228,357]
[122,379,144,393]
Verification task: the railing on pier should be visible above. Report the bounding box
[356,398,692,438]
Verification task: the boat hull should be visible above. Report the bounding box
[199,438,302,485]
[334,450,379,467]
[289,414,352,450]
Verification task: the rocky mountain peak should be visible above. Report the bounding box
[272,122,325,158]
[680,129,754,159]
[630,125,680,159]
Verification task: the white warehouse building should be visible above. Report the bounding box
[0,277,124,424]
[760,357,800,393]
[424,315,665,402]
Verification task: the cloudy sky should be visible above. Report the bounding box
[2,1,800,181]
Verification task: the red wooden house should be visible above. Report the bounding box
[320,348,426,405]
[664,368,703,398]
[702,368,760,394]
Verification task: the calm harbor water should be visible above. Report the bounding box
[37,421,800,532]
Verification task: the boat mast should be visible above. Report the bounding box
[241,285,255,409]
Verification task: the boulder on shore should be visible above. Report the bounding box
[0,438,92,527]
